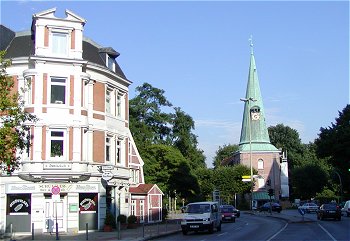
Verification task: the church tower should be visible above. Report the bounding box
[228,40,289,205]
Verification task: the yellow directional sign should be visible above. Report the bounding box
[242,175,251,179]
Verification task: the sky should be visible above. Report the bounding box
[1,0,349,168]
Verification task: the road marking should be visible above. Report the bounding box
[266,222,288,241]
[217,232,227,236]
[318,223,337,241]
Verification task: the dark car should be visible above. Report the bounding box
[317,203,341,221]
[259,202,282,213]
[220,205,236,222]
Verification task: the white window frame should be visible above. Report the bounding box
[49,129,66,161]
[51,31,68,56]
[50,77,67,105]
[106,136,111,163]
[117,95,122,117]
[131,200,136,216]
[116,140,121,164]
[107,55,115,71]
[106,89,111,113]
[258,159,264,170]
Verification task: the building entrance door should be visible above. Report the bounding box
[43,195,66,233]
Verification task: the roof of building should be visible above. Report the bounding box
[0,24,127,80]
[239,48,278,152]
[129,184,161,195]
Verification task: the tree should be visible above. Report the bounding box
[212,144,239,168]
[172,107,206,169]
[142,144,199,200]
[129,82,173,152]
[315,105,350,194]
[268,124,305,169]
[0,51,37,173]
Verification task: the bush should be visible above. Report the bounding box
[127,215,137,224]
[104,211,116,228]
[117,214,127,224]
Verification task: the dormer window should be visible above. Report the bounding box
[107,55,115,71]
[52,32,68,56]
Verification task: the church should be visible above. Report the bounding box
[223,42,289,209]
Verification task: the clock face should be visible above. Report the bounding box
[251,112,260,120]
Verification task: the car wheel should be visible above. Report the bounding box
[208,223,214,234]
[182,229,188,235]
[217,222,222,232]
[338,216,341,221]
[320,215,323,220]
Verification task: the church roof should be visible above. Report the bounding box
[239,43,278,152]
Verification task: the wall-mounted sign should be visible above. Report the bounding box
[43,163,72,170]
[102,172,113,181]
[102,165,114,171]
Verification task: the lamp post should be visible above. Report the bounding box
[240,97,256,211]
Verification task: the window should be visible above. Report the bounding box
[24,77,32,105]
[140,200,144,222]
[107,55,114,71]
[131,200,136,216]
[52,32,68,56]
[106,137,111,162]
[50,130,64,158]
[116,140,121,163]
[258,159,264,170]
[106,90,111,113]
[117,95,121,117]
[51,77,66,104]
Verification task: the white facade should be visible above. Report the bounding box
[0,8,146,235]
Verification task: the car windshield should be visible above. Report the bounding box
[186,204,210,213]
[221,207,234,212]
[323,204,336,209]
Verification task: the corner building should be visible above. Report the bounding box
[0,8,162,235]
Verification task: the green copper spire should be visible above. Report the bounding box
[239,41,278,152]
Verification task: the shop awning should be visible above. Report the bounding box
[253,191,274,200]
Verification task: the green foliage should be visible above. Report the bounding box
[315,105,350,194]
[0,51,38,173]
[127,215,137,224]
[117,214,127,224]
[315,188,337,204]
[143,144,200,200]
[104,211,116,228]
[291,161,330,200]
[212,144,239,168]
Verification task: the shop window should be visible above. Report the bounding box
[7,194,31,215]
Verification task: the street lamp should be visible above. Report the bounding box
[240,97,257,210]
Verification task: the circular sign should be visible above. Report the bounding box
[51,185,61,195]
[102,172,114,181]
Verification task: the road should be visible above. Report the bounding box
[156,210,350,241]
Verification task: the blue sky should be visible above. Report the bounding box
[1,1,349,167]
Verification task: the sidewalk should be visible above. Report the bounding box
[2,219,182,241]
[2,211,313,241]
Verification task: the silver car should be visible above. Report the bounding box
[298,203,319,213]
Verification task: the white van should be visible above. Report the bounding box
[181,201,222,235]
[341,200,350,216]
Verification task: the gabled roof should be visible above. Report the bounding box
[129,184,163,195]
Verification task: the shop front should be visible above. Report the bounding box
[5,182,101,234]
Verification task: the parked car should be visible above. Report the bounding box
[341,200,350,217]
[317,203,341,221]
[298,203,319,213]
[259,202,282,213]
[220,205,236,222]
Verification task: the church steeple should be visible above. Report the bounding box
[239,40,277,151]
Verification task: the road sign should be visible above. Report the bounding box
[242,178,251,182]
[242,175,251,179]
[102,172,114,181]
[51,185,61,195]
